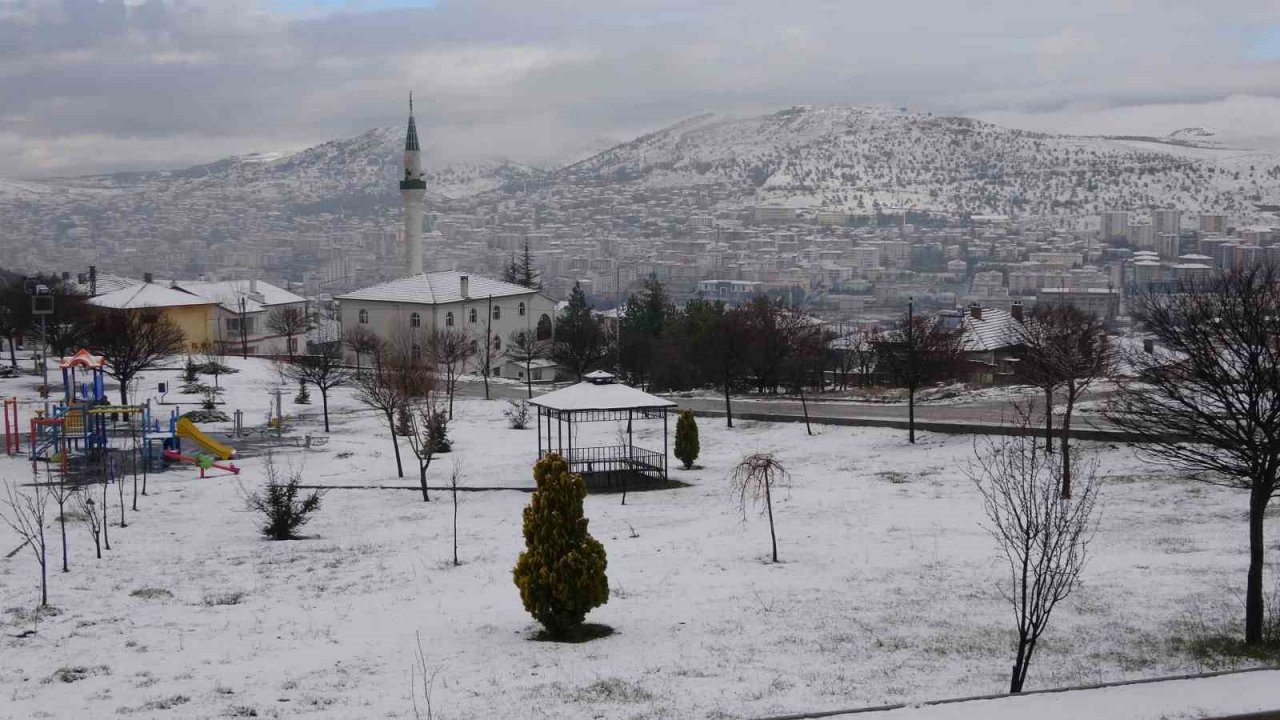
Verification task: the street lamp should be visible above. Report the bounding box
[31,285,53,404]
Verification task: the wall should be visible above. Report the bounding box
[339,292,557,374]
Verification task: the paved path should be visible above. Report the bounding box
[456,380,1123,438]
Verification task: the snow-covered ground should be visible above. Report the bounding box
[0,358,1275,719]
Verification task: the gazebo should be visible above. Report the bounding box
[530,371,676,489]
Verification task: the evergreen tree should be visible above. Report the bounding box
[551,282,607,380]
[513,453,609,637]
[619,273,671,386]
[674,410,700,469]
[501,253,519,284]
[517,240,542,290]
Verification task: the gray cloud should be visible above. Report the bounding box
[2,0,1280,177]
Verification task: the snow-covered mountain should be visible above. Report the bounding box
[553,106,1280,217]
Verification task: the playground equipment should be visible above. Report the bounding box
[175,417,236,460]
[3,397,17,456]
[162,448,239,477]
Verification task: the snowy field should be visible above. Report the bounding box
[0,357,1276,719]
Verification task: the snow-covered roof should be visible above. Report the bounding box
[87,283,215,310]
[337,271,539,305]
[64,272,141,297]
[174,280,304,313]
[530,381,675,412]
[960,308,1024,353]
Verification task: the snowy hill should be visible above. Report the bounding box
[553,106,1280,217]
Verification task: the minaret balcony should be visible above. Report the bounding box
[400,179,427,190]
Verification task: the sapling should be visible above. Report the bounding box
[729,452,790,563]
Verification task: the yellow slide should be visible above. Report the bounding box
[176,417,236,460]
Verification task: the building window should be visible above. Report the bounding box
[288,337,298,353]
[536,314,552,341]
[410,312,421,328]
[358,309,369,324]
[518,302,526,317]
[532,368,543,381]
[491,366,501,377]
[493,336,502,352]
[445,311,454,327]
[469,339,478,354]
[411,344,422,360]
[493,305,501,320]
[469,308,477,323]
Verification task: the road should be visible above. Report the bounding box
[454,380,1121,437]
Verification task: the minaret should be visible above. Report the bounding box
[400,93,427,276]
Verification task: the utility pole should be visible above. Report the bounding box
[238,296,248,359]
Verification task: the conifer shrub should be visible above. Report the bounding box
[242,456,324,540]
[513,453,609,638]
[674,410,700,469]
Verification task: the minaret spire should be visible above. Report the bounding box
[400,94,427,276]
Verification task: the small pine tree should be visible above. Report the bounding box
[182,356,199,383]
[294,379,311,405]
[513,453,609,637]
[674,410,699,469]
[395,405,412,436]
[242,455,324,541]
[427,407,451,453]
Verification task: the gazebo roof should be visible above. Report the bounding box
[530,381,675,413]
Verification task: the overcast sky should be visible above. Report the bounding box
[3,0,1280,178]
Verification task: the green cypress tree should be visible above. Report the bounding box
[513,453,609,637]
[674,410,699,469]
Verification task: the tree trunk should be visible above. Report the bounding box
[1043,388,1054,454]
[6,334,16,369]
[1246,487,1269,645]
[525,364,533,399]
[799,387,813,436]
[908,385,916,444]
[765,477,778,563]
[452,486,459,566]
[59,506,68,572]
[418,462,430,502]
[101,477,110,551]
[1059,395,1074,499]
[723,378,734,429]
[39,551,47,607]
[321,389,330,433]
[119,382,129,406]
[387,411,404,478]
[1010,637,1027,693]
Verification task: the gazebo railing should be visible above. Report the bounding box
[540,444,666,487]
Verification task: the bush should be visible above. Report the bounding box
[513,453,609,637]
[674,410,699,469]
[427,407,452,453]
[294,380,311,405]
[182,356,199,383]
[504,400,531,429]
[242,456,324,541]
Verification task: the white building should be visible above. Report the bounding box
[1152,209,1182,237]
[174,279,308,356]
[1100,211,1129,242]
[335,271,556,377]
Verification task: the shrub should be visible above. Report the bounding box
[294,380,311,405]
[513,453,609,637]
[427,407,452,453]
[242,456,324,541]
[182,356,199,383]
[674,410,699,469]
[504,399,531,429]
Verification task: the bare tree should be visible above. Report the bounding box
[355,357,407,479]
[430,328,474,419]
[1019,304,1114,496]
[729,453,790,563]
[506,329,545,399]
[1107,264,1280,646]
[448,459,463,566]
[1,478,51,606]
[285,344,352,433]
[343,325,383,377]
[89,310,187,405]
[875,301,962,443]
[44,463,74,573]
[266,306,313,360]
[76,488,103,560]
[968,416,1100,693]
[402,398,446,503]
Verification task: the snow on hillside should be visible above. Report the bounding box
[558,106,1280,218]
[0,358,1274,719]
